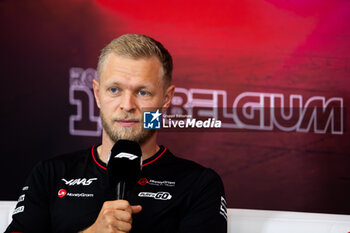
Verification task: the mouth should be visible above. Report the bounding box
[116,119,140,127]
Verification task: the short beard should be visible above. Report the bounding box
[100,111,155,145]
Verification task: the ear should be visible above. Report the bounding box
[162,85,175,110]
[93,79,101,109]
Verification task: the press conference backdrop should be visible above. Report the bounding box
[1,0,349,214]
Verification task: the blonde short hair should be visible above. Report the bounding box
[97,34,173,86]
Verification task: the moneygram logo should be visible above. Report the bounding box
[58,189,67,198]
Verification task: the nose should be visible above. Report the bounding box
[119,91,136,112]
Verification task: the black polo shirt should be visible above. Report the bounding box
[6,145,227,233]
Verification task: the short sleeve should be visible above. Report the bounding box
[5,161,51,233]
[178,168,227,233]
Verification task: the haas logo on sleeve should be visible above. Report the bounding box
[219,196,227,220]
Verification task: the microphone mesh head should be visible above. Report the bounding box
[107,140,142,190]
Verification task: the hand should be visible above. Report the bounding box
[82,200,142,233]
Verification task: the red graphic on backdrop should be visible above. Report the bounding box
[138,178,149,185]
[58,189,67,198]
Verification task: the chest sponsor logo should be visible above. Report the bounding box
[138,178,149,185]
[58,188,94,198]
[138,192,172,200]
[137,178,175,187]
[66,192,94,198]
[62,177,97,186]
[58,189,67,198]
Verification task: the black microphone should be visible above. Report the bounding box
[107,140,142,200]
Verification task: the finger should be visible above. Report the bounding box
[131,205,142,214]
[103,200,131,211]
[112,209,133,223]
[111,219,132,233]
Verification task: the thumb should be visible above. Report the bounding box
[131,205,142,214]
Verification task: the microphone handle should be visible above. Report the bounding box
[116,181,126,200]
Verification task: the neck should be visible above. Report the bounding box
[97,131,159,164]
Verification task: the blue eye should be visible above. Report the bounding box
[110,88,118,93]
[139,90,148,96]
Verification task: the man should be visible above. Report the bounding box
[6,34,227,233]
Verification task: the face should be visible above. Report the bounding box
[93,54,174,144]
